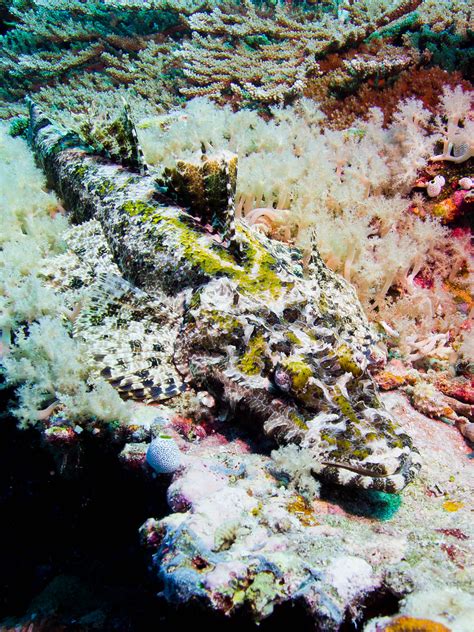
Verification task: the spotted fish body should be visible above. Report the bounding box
[28,101,421,493]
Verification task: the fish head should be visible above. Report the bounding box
[268,342,421,493]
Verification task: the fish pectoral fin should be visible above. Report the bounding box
[73,272,183,402]
[321,458,393,478]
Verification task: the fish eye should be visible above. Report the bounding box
[273,367,291,392]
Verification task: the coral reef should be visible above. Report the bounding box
[137,91,472,362]
[137,390,473,630]
[173,0,474,114]
[0,125,131,428]
[0,1,472,120]
[0,1,472,629]
[0,0,193,118]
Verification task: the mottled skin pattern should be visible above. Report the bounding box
[28,101,421,493]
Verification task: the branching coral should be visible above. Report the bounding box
[100,40,183,105]
[0,0,471,119]
[178,0,437,107]
[407,25,474,76]
[302,0,473,127]
[0,0,214,117]
[416,0,474,37]
[178,1,324,104]
[328,44,424,99]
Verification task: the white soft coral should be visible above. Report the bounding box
[387,98,440,189]
[430,85,474,163]
[2,316,130,428]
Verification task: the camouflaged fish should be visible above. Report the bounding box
[27,99,421,493]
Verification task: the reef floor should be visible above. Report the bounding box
[0,387,472,631]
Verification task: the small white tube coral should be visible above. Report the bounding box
[426,175,445,197]
[458,177,473,190]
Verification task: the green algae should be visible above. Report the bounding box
[188,289,202,310]
[238,333,267,376]
[319,293,329,314]
[332,385,361,426]
[8,116,29,138]
[121,200,154,217]
[72,164,89,178]
[289,410,309,431]
[243,571,283,619]
[285,331,302,345]
[121,201,284,297]
[95,178,115,197]
[281,357,313,391]
[335,343,363,377]
[202,310,242,339]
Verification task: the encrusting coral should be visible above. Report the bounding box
[136,391,473,629]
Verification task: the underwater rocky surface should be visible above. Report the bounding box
[0,1,473,630]
[0,389,472,631]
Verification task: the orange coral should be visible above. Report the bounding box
[431,198,458,223]
[442,500,464,512]
[443,280,474,310]
[381,615,451,632]
[375,371,409,390]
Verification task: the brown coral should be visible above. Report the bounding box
[309,66,473,129]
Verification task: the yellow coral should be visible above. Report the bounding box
[238,333,268,376]
[280,357,313,391]
[442,500,464,512]
[287,495,319,527]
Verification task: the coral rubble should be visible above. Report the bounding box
[139,393,473,629]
